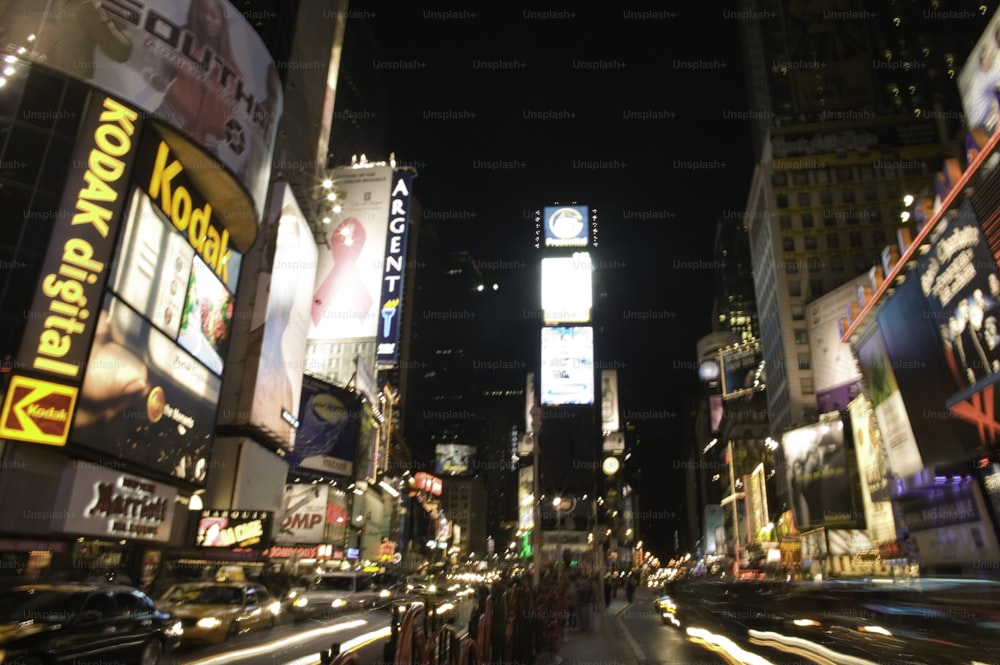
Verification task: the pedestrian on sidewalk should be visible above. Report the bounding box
[534,569,565,664]
[625,570,638,603]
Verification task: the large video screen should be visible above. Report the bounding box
[71,294,222,485]
[540,326,594,405]
[111,190,239,376]
[541,254,592,324]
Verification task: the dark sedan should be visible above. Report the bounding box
[0,583,182,665]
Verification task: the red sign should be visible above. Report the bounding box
[414,471,442,496]
[377,542,395,558]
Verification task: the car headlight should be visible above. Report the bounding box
[379,589,392,598]
[166,620,184,637]
[331,599,347,608]
[293,597,309,608]
[196,617,223,629]
[287,591,297,600]
[268,602,281,616]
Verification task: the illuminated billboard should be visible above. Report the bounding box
[435,444,475,475]
[1,96,142,446]
[780,416,864,532]
[854,328,924,478]
[540,326,594,405]
[720,339,765,399]
[51,466,177,543]
[807,277,866,413]
[875,202,1000,466]
[290,376,360,478]
[958,7,1000,135]
[600,369,620,432]
[543,205,588,248]
[0,0,283,218]
[310,165,394,344]
[541,253,592,324]
[72,294,222,485]
[376,171,414,367]
[518,466,535,530]
[196,510,272,549]
[276,484,329,545]
[249,184,317,449]
[847,395,897,545]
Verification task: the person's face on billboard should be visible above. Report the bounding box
[195,0,226,41]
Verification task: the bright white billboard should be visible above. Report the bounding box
[250,184,317,449]
[310,165,394,343]
[541,326,594,405]
[541,253,592,324]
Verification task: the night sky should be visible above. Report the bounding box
[346,4,755,555]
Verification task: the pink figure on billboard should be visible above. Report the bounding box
[142,0,242,146]
[311,218,373,328]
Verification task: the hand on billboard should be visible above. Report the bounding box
[75,310,151,428]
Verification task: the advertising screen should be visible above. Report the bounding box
[71,294,222,485]
[196,510,271,549]
[543,205,589,248]
[720,340,765,399]
[540,326,594,405]
[541,254,592,324]
[854,328,924,478]
[435,444,475,475]
[807,277,867,409]
[249,185,317,449]
[600,369,620,432]
[111,189,239,377]
[289,375,360,478]
[518,466,534,531]
[51,466,177,543]
[876,203,1000,466]
[275,484,329,545]
[958,7,1000,135]
[376,171,414,367]
[780,416,863,532]
[0,0,283,217]
[1,96,141,447]
[847,395,897,544]
[310,165,394,343]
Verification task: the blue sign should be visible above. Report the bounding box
[543,205,588,247]
[376,172,414,366]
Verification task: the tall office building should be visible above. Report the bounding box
[737,0,990,436]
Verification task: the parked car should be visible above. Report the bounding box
[0,583,182,665]
[156,581,280,645]
[287,571,381,622]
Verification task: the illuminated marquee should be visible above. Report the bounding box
[197,510,272,549]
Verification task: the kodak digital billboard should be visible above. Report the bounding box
[0,88,257,487]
